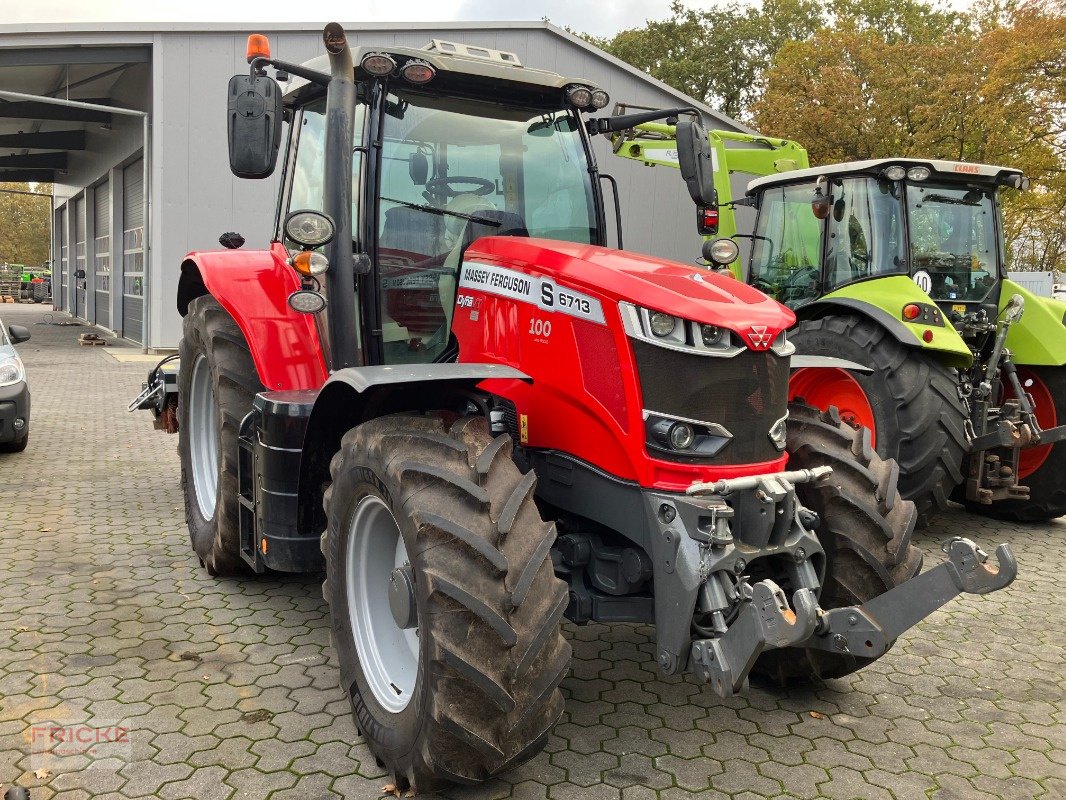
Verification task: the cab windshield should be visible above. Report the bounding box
[749,184,824,308]
[376,91,597,363]
[750,177,907,308]
[906,184,998,302]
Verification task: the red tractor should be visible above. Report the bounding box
[133,25,1016,792]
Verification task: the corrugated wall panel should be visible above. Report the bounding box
[122,159,144,343]
[57,205,67,311]
[74,195,87,319]
[94,178,111,327]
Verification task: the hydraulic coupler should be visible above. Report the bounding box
[690,537,1016,697]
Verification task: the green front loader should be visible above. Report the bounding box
[610,111,807,247]
[615,121,1066,524]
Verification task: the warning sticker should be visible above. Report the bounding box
[459,261,606,324]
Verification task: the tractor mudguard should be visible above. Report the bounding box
[295,363,532,533]
[801,276,973,368]
[789,355,872,373]
[176,242,328,391]
[1000,280,1066,366]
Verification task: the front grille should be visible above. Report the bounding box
[632,339,788,464]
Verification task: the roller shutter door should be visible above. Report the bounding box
[121,160,144,343]
[93,179,111,328]
[57,206,67,311]
[74,196,86,319]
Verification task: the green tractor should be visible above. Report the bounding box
[615,122,1066,524]
[19,265,51,303]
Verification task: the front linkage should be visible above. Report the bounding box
[650,466,1016,697]
[958,294,1066,504]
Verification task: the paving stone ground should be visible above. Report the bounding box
[0,302,1062,800]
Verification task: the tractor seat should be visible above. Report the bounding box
[379,204,443,261]
[443,202,528,270]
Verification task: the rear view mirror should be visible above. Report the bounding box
[811,188,832,220]
[409,151,429,185]
[676,118,716,206]
[8,325,30,344]
[227,74,283,178]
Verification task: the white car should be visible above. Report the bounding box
[0,318,30,453]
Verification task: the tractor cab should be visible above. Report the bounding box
[741,159,1027,317]
[280,42,609,366]
[222,29,703,373]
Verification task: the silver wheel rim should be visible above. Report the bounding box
[188,354,220,520]
[346,495,419,713]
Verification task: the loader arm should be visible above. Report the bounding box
[611,122,808,265]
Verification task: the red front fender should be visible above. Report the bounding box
[178,241,328,391]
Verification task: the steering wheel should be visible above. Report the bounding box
[751,277,777,294]
[425,176,495,198]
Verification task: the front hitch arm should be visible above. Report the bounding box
[805,537,1017,658]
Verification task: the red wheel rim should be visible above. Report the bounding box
[790,368,877,447]
[1006,367,1057,479]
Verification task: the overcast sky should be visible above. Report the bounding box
[0,0,693,38]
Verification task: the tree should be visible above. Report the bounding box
[753,0,1066,270]
[586,0,824,121]
[586,0,1066,271]
[0,183,51,267]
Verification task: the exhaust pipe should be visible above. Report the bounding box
[320,23,360,369]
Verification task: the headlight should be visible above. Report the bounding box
[284,210,336,249]
[906,166,931,181]
[700,324,724,346]
[649,312,677,337]
[668,422,695,450]
[0,353,25,387]
[590,89,610,109]
[567,86,593,108]
[288,290,327,314]
[401,59,435,84]
[705,238,740,267]
[361,52,397,76]
[881,165,907,181]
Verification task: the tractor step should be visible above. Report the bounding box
[237,412,266,573]
[235,391,323,574]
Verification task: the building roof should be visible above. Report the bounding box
[0,19,748,133]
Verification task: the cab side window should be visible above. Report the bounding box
[287,99,365,229]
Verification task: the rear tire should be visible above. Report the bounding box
[964,364,1066,522]
[177,295,262,575]
[753,402,923,684]
[790,315,969,526]
[322,413,571,792]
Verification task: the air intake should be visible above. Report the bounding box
[423,39,523,67]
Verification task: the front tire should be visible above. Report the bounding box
[753,402,923,684]
[323,413,571,792]
[0,433,28,453]
[177,295,262,575]
[790,315,969,526]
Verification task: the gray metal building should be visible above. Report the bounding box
[0,21,748,349]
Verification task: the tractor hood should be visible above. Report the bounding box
[464,237,795,333]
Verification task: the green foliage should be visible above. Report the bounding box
[582,0,1066,273]
[589,0,824,120]
[0,183,51,268]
